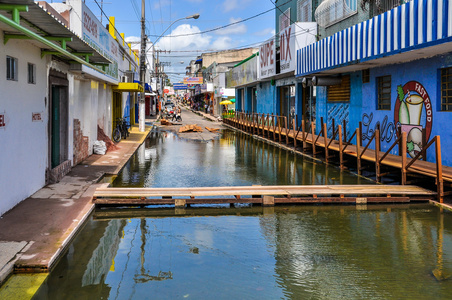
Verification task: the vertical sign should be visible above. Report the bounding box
[281,22,317,75]
[0,112,6,129]
[259,38,275,79]
[82,2,119,79]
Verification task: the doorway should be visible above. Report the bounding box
[48,69,69,183]
[279,85,295,117]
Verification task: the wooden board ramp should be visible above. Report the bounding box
[93,185,436,207]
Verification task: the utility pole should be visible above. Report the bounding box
[139,0,146,132]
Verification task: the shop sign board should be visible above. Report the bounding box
[184,77,203,84]
[280,22,317,75]
[81,2,119,79]
[226,54,258,88]
[173,83,188,90]
[259,38,275,79]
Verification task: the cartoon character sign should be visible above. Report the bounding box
[394,81,433,158]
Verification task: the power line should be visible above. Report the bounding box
[269,0,317,38]
[144,0,291,39]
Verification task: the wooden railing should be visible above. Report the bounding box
[224,111,445,203]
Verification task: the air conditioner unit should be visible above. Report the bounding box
[120,75,128,82]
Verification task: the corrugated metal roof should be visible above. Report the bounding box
[0,1,111,64]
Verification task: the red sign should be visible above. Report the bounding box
[0,113,5,128]
[164,89,170,94]
[32,112,42,122]
[83,11,98,38]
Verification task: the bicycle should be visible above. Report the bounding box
[112,117,130,142]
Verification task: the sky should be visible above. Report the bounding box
[81,0,276,83]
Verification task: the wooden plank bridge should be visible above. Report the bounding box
[223,112,452,203]
[93,185,436,207]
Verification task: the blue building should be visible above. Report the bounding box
[297,0,452,166]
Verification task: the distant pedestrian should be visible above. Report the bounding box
[204,103,208,113]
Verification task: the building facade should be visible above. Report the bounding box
[0,0,140,216]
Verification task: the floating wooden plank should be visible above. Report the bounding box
[205,126,220,133]
[179,124,203,133]
[160,119,172,125]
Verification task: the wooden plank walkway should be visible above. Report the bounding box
[224,113,452,202]
[93,185,436,206]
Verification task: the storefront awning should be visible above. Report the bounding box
[112,82,144,92]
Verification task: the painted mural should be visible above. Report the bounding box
[394,81,433,158]
[327,103,350,139]
[361,81,433,158]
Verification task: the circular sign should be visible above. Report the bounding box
[164,89,169,94]
[394,81,433,158]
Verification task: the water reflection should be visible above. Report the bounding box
[33,205,452,299]
[31,129,452,299]
[113,129,371,188]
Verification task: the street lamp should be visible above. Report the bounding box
[139,8,200,131]
[148,13,200,52]
[146,13,200,120]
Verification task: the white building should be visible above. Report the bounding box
[0,0,140,216]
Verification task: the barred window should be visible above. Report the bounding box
[377,75,391,110]
[279,8,291,32]
[28,63,36,84]
[441,67,452,111]
[297,0,312,22]
[6,56,18,81]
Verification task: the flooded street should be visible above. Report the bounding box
[32,129,452,299]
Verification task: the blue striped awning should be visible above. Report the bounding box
[297,0,452,76]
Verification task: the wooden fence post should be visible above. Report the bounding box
[343,119,347,142]
[338,125,344,169]
[357,127,361,175]
[436,136,444,203]
[284,116,289,145]
[292,117,297,148]
[311,122,316,156]
[302,119,307,152]
[375,129,381,183]
[323,122,328,163]
[401,131,407,185]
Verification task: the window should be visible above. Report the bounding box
[28,63,36,84]
[6,56,18,81]
[279,8,291,32]
[377,75,391,110]
[297,0,312,22]
[441,67,452,111]
[362,69,370,83]
[315,0,358,28]
[328,75,350,102]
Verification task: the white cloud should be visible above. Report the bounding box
[154,24,212,78]
[153,0,171,10]
[216,17,247,35]
[254,28,275,37]
[156,24,211,50]
[222,0,253,12]
[222,0,239,12]
[211,36,234,50]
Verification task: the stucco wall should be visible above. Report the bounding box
[257,81,277,114]
[0,36,48,215]
[360,54,452,166]
[316,71,361,140]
